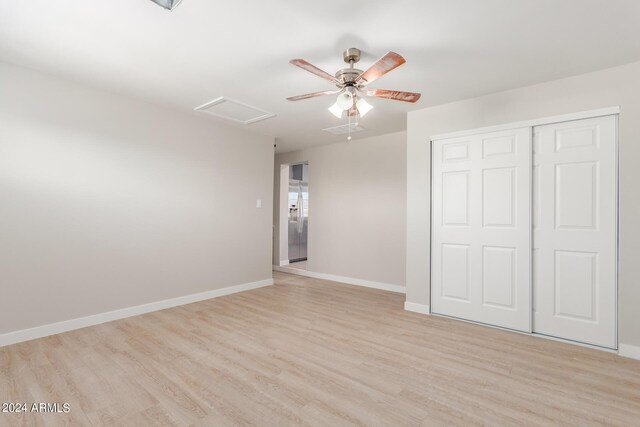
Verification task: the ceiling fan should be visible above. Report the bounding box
[286,48,421,119]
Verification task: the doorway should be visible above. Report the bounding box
[287,162,308,269]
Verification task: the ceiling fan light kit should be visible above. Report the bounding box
[287,47,421,139]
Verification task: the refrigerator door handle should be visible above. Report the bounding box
[296,190,304,233]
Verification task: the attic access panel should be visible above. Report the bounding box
[194,97,276,125]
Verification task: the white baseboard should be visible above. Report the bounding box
[619,343,640,360]
[404,302,430,315]
[0,278,274,348]
[272,265,405,294]
[279,260,289,266]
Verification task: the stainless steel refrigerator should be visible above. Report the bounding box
[288,163,308,262]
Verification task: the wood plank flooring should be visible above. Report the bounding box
[1,271,640,426]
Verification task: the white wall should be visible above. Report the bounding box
[407,60,640,348]
[274,132,406,289]
[0,62,274,336]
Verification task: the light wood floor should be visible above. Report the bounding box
[1,272,640,426]
[288,260,307,270]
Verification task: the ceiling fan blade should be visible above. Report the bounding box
[286,89,342,101]
[362,88,421,103]
[355,52,406,85]
[290,59,340,85]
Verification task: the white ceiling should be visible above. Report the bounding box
[1,0,640,153]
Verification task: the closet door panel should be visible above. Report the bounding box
[532,115,617,348]
[432,128,532,332]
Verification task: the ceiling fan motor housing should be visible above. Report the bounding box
[335,68,363,85]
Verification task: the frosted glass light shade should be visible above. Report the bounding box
[328,102,343,118]
[336,92,354,110]
[356,98,373,117]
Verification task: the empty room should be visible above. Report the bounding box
[1,0,640,425]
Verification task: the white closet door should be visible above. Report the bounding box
[533,116,617,348]
[432,128,532,332]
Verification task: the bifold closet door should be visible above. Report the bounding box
[431,128,532,332]
[532,116,617,348]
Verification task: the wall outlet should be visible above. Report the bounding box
[256,199,262,208]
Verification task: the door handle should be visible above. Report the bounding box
[297,191,304,233]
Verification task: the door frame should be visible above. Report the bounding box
[428,106,620,350]
[279,161,309,266]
